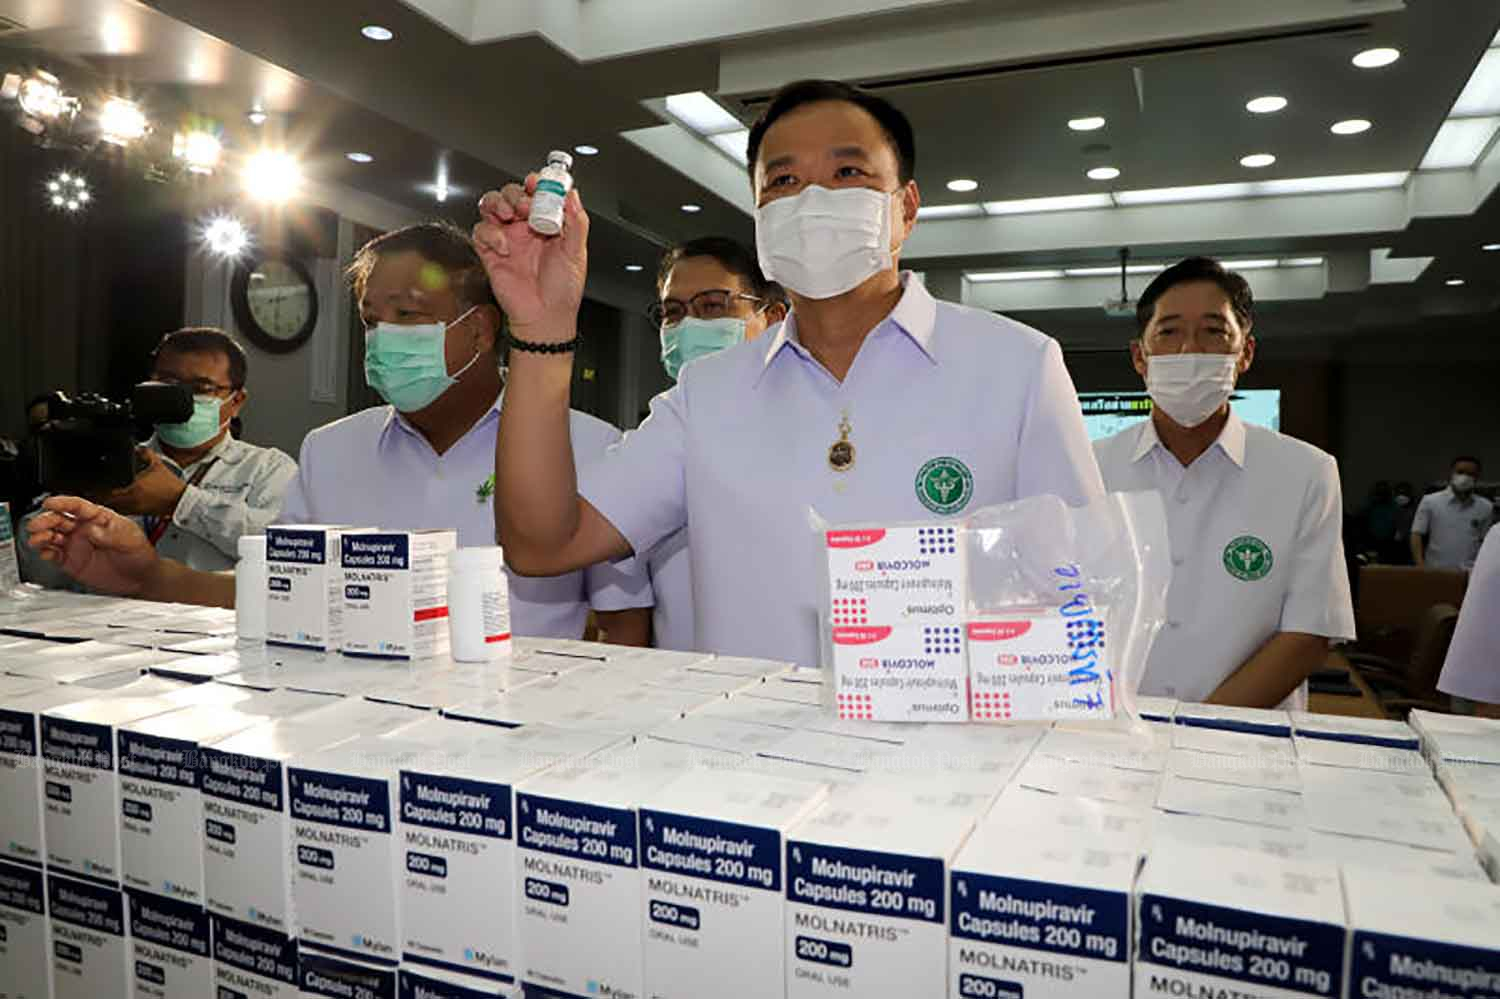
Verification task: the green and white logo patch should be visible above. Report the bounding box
[916,457,974,515]
[1223,535,1274,581]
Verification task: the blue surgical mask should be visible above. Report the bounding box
[365,307,481,412]
[156,395,228,449]
[660,317,746,381]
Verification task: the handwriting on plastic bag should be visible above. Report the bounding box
[1056,563,1108,710]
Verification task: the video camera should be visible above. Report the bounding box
[37,382,193,494]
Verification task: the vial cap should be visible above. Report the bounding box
[546,150,574,170]
[449,545,505,573]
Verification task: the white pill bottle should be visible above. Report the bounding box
[528,150,575,236]
[447,546,512,662]
[235,535,267,642]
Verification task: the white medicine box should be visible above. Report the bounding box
[829,623,968,722]
[0,860,50,999]
[825,524,966,625]
[48,872,128,999]
[265,525,371,651]
[966,611,1114,722]
[341,529,457,660]
[127,888,212,999]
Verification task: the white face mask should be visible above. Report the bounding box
[755,185,896,300]
[1452,473,1477,494]
[1145,353,1239,428]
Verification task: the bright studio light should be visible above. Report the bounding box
[242,149,302,202]
[173,129,222,174]
[203,215,250,258]
[46,171,89,213]
[98,96,148,145]
[18,71,70,120]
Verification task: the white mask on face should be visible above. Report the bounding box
[1452,473,1477,494]
[755,185,897,300]
[1145,353,1240,428]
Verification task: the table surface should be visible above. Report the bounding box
[1308,651,1388,719]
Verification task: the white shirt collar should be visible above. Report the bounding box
[381,388,504,450]
[758,271,939,380]
[1132,410,1246,468]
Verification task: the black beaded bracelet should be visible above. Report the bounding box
[506,331,580,354]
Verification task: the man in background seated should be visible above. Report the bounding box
[647,236,786,650]
[1411,456,1492,570]
[23,328,295,576]
[1092,257,1355,708]
[29,223,652,643]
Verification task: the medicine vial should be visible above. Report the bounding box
[235,535,266,642]
[528,150,575,236]
[447,546,512,661]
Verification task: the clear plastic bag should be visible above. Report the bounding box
[816,491,1170,726]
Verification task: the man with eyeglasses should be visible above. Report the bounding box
[647,236,786,649]
[25,327,296,577]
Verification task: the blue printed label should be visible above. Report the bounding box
[648,899,701,931]
[950,871,1128,962]
[48,874,124,936]
[406,851,447,878]
[200,749,283,812]
[1297,730,1418,751]
[135,961,167,985]
[1351,929,1500,997]
[640,809,781,891]
[266,529,327,565]
[54,940,83,963]
[288,769,391,833]
[516,793,637,869]
[40,716,113,770]
[299,950,397,999]
[786,840,945,924]
[0,860,45,915]
[1138,894,1343,996]
[45,781,72,804]
[298,845,335,871]
[269,577,292,593]
[0,708,37,756]
[123,799,153,822]
[212,913,298,985]
[118,730,199,789]
[400,967,504,998]
[346,585,371,601]
[524,877,569,907]
[400,771,511,840]
[957,972,1024,998]
[205,818,236,845]
[794,935,854,969]
[342,534,409,570]
[128,888,210,958]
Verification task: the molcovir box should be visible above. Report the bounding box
[966,610,1113,722]
[829,624,969,722]
[825,524,967,625]
[341,529,458,660]
[265,525,372,651]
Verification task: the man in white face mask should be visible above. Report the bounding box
[468,78,1104,665]
[1411,456,1492,570]
[1094,257,1355,708]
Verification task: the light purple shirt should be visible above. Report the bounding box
[580,273,1104,666]
[647,529,694,651]
[281,393,652,639]
[1438,529,1500,705]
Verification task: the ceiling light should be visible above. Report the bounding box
[708,129,750,165]
[434,182,450,203]
[574,144,599,156]
[46,171,88,213]
[1115,171,1408,205]
[1445,277,1466,286]
[946,178,979,193]
[1452,49,1500,117]
[203,215,250,258]
[346,152,374,164]
[1222,259,1280,270]
[1063,264,1166,277]
[664,92,742,135]
[1483,243,1500,251]
[1246,96,1288,114]
[1087,166,1121,181]
[50,194,64,207]
[1068,116,1106,131]
[916,204,985,220]
[1280,257,1326,267]
[97,97,148,145]
[625,264,644,272]
[1240,153,1277,168]
[246,106,267,127]
[982,193,1113,215]
[967,269,1066,282]
[680,203,702,213]
[1420,117,1500,170]
[242,149,302,203]
[1331,119,1372,135]
[172,129,222,174]
[18,70,73,120]
[1353,47,1400,69]
[361,25,394,41]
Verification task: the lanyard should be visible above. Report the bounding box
[147,458,218,547]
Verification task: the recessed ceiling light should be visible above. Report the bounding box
[982,193,1113,215]
[1420,117,1500,170]
[1246,96,1288,114]
[625,264,644,272]
[361,24,394,41]
[946,178,979,193]
[1353,47,1400,69]
[1086,166,1120,181]
[1331,119,1372,135]
[574,144,599,156]
[1483,243,1500,251]
[680,203,702,213]
[1068,116,1106,131]
[664,92,741,135]
[1240,153,1277,168]
[345,152,373,164]
[916,204,985,220]
[1445,277,1466,286]
[967,269,1066,282]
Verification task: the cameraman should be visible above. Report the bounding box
[25,328,295,577]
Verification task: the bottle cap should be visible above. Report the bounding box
[449,545,505,573]
[546,150,574,170]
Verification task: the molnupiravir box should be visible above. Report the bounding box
[966,613,1113,722]
[341,530,457,660]
[265,525,371,651]
[1134,844,1346,999]
[213,912,300,999]
[639,767,829,998]
[126,888,212,999]
[298,950,397,999]
[825,524,967,624]
[829,624,968,722]
[514,740,742,999]
[398,965,513,997]
[47,871,128,999]
[784,787,976,999]
[0,860,50,999]
[949,825,1137,999]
